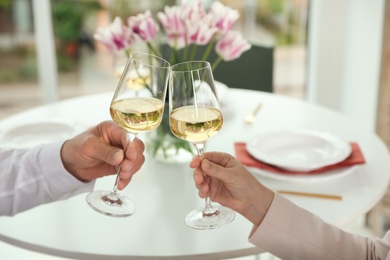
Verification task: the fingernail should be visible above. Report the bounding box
[113,151,121,162]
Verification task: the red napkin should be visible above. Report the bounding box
[235,142,366,175]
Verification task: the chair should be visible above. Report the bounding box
[160,42,274,93]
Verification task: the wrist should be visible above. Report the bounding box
[60,141,89,183]
[244,184,275,227]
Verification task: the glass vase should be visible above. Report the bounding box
[146,103,196,164]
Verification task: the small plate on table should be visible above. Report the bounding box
[249,165,359,182]
[0,120,84,149]
[246,129,352,172]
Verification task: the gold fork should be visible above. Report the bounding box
[244,103,262,124]
[275,190,342,200]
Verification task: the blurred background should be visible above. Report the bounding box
[0,0,308,119]
[1,0,390,258]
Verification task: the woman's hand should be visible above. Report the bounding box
[190,152,274,226]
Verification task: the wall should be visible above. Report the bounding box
[307,0,386,132]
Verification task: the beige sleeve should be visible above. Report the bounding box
[249,194,390,260]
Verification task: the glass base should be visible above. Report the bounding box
[184,206,235,230]
[86,190,135,218]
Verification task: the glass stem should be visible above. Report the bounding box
[110,132,136,199]
[111,168,121,194]
[193,142,217,216]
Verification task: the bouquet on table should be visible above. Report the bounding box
[94,1,251,163]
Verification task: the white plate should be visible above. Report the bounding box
[0,121,84,149]
[246,129,352,172]
[249,165,359,182]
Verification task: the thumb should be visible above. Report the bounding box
[94,142,124,165]
[201,159,229,182]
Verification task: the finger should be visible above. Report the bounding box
[201,159,230,182]
[193,168,209,198]
[117,175,132,190]
[195,179,209,198]
[193,168,205,185]
[189,155,202,169]
[121,153,145,174]
[92,140,124,165]
[126,138,145,161]
[198,188,208,198]
[202,152,231,165]
[98,120,125,147]
[117,155,145,190]
[116,138,145,190]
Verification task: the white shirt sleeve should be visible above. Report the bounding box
[249,194,390,260]
[0,142,95,216]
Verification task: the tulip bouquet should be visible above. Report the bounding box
[94,1,251,163]
[94,1,251,70]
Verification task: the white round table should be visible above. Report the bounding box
[0,89,389,259]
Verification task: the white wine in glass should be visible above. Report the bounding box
[86,52,170,217]
[169,61,235,229]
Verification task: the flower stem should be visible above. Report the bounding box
[147,42,161,57]
[182,45,189,62]
[201,37,216,62]
[125,49,131,57]
[189,44,198,61]
[211,55,223,71]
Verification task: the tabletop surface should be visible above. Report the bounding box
[0,88,389,259]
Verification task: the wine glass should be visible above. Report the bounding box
[112,51,128,80]
[86,52,170,217]
[169,61,235,229]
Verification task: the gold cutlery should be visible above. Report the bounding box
[276,190,342,200]
[244,103,262,124]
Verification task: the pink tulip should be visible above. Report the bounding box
[209,1,240,34]
[94,17,134,52]
[127,10,159,42]
[180,0,210,45]
[181,0,206,22]
[94,1,249,69]
[157,5,187,49]
[185,15,217,45]
[215,30,251,61]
